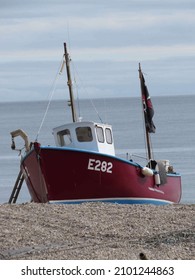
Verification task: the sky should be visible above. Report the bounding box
[0,0,195,102]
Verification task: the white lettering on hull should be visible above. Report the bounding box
[88,158,113,173]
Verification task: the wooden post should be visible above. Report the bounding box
[64,43,77,122]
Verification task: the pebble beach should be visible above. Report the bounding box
[0,203,194,260]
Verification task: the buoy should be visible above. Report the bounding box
[142,167,154,176]
[155,173,161,186]
[154,163,161,186]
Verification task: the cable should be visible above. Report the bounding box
[35,57,64,141]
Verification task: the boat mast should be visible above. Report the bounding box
[138,63,152,162]
[64,42,77,122]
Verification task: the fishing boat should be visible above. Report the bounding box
[9,43,182,204]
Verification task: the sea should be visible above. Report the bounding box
[0,95,195,204]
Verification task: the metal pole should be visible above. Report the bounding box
[138,63,152,162]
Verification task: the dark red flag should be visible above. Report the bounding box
[140,70,156,133]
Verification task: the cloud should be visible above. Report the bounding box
[0,0,195,101]
[1,43,195,63]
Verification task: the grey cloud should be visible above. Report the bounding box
[0,0,195,101]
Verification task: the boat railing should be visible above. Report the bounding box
[127,153,148,164]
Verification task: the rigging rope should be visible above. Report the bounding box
[35,52,104,142]
[71,60,103,123]
[35,57,64,141]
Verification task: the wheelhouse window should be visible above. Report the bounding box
[76,127,93,142]
[57,129,72,146]
[105,128,112,144]
[96,126,104,143]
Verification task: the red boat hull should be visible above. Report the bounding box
[21,144,182,204]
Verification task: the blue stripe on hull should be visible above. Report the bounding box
[39,146,181,177]
[49,198,173,205]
